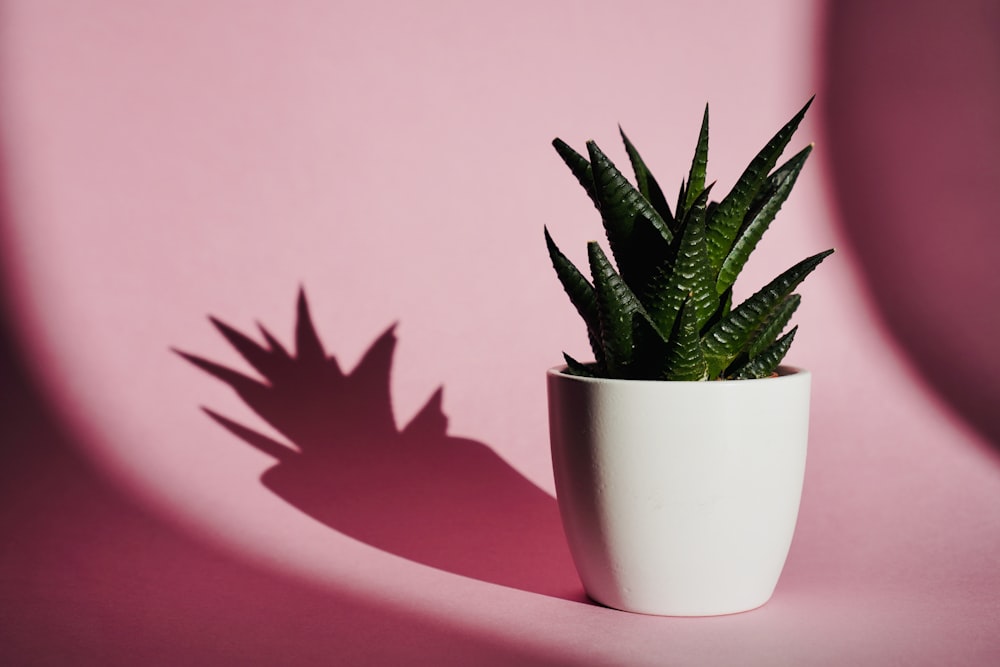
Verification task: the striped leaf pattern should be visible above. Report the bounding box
[681,105,710,218]
[588,242,644,376]
[546,99,832,380]
[588,141,673,283]
[663,297,709,381]
[702,249,833,377]
[729,327,798,380]
[620,127,674,226]
[747,293,801,360]
[643,185,716,338]
[705,97,813,274]
[716,144,813,295]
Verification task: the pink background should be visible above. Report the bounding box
[2,0,999,664]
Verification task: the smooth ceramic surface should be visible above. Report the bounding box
[548,367,811,616]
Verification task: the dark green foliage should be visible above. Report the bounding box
[546,99,833,380]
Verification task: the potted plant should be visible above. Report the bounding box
[545,98,833,616]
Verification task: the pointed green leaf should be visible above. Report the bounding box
[716,144,813,295]
[586,330,606,373]
[723,291,801,377]
[730,326,798,379]
[642,185,716,338]
[702,248,832,377]
[587,140,673,282]
[544,227,605,367]
[702,285,732,334]
[751,142,813,215]
[563,352,598,377]
[588,242,644,376]
[674,179,688,228]
[544,227,599,334]
[663,297,709,381]
[748,293,801,359]
[619,127,674,225]
[683,104,710,215]
[553,138,596,204]
[705,97,814,272]
[705,200,718,232]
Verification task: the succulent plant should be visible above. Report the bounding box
[545,98,833,381]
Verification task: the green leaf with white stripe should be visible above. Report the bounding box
[547,100,833,381]
[682,104,710,216]
[620,127,674,226]
[642,185,716,338]
[748,293,801,359]
[716,144,813,295]
[705,97,813,273]
[729,326,798,379]
[702,248,832,377]
[589,241,644,376]
[588,141,673,284]
[663,297,708,381]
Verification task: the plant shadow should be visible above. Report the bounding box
[175,289,586,602]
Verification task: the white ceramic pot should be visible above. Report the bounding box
[547,365,811,616]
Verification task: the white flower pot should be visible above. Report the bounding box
[547,365,811,616]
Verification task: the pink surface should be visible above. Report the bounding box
[823,0,1000,445]
[1,1,998,664]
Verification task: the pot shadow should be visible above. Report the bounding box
[175,289,585,602]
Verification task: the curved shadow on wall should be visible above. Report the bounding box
[175,289,584,601]
[0,294,581,666]
[820,0,1000,447]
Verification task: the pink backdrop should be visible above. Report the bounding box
[2,0,998,664]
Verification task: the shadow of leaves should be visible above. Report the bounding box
[175,289,584,601]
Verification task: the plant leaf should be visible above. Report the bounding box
[702,248,832,377]
[545,227,598,331]
[702,285,732,334]
[619,126,674,225]
[722,291,800,376]
[705,97,813,273]
[716,144,813,295]
[563,352,598,377]
[729,326,798,379]
[642,184,716,338]
[588,241,644,376]
[552,138,597,204]
[674,179,687,230]
[682,104,710,215]
[663,296,709,381]
[545,227,606,368]
[588,140,673,283]
[748,293,801,359]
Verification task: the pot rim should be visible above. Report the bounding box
[546,364,809,385]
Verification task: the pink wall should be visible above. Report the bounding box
[823,0,1000,445]
[1,0,998,664]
